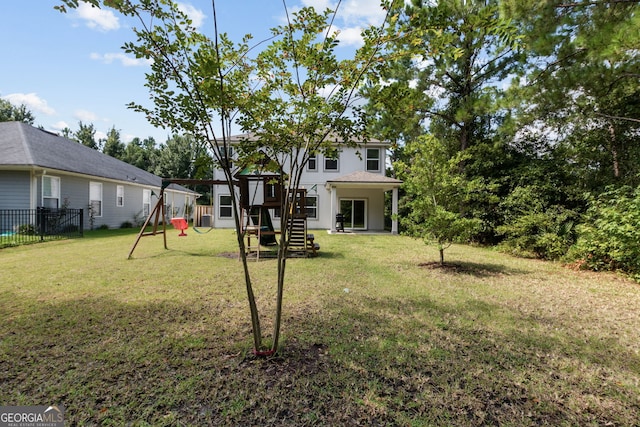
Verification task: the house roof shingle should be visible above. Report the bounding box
[0,121,189,191]
[327,171,402,190]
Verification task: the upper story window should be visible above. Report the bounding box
[217,146,234,168]
[324,148,339,171]
[307,153,317,171]
[366,148,381,172]
[42,176,60,209]
[116,185,124,207]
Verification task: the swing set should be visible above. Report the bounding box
[128,168,319,259]
[127,178,231,259]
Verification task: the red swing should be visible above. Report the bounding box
[170,217,188,236]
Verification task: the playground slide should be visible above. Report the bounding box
[249,206,278,246]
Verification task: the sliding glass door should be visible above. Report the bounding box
[339,199,367,230]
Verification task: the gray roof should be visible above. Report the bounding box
[327,171,402,185]
[0,121,190,192]
[326,171,402,191]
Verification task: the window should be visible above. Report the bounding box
[89,182,103,217]
[143,189,151,217]
[217,146,234,168]
[42,176,60,208]
[116,185,124,207]
[324,156,339,171]
[305,195,318,219]
[307,154,317,171]
[366,148,380,172]
[219,195,233,218]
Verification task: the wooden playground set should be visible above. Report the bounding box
[127,174,319,260]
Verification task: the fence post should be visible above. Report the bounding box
[37,207,45,241]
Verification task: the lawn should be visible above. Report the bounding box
[1,229,639,426]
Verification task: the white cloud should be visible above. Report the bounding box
[303,0,384,25]
[90,52,152,67]
[177,3,207,29]
[75,3,120,32]
[74,109,98,122]
[339,0,386,26]
[3,93,55,115]
[121,133,137,144]
[298,0,385,47]
[51,121,70,132]
[302,0,336,10]
[334,26,364,47]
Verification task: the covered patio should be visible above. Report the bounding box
[325,171,402,234]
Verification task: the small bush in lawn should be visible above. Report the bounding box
[120,221,134,229]
[18,224,37,235]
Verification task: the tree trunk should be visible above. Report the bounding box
[609,123,620,179]
[439,247,445,265]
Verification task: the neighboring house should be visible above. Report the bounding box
[212,133,402,233]
[0,121,195,231]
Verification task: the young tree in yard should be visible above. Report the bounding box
[398,135,483,264]
[57,0,390,355]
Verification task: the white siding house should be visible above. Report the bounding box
[211,134,402,233]
[0,122,195,231]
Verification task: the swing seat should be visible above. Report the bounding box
[170,218,188,236]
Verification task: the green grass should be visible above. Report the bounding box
[1,229,639,426]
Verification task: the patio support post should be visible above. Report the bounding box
[330,185,337,233]
[391,187,399,234]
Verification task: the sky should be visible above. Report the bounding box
[0,0,386,145]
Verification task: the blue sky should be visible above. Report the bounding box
[0,0,384,144]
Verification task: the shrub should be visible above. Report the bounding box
[120,221,134,229]
[496,186,577,260]
[569,186,640,281]
[18,224,37,235]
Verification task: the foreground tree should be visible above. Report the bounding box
[58,0,390,355]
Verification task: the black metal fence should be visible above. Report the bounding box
[0,208,84,247]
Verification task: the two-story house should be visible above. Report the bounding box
[210,133,402,233]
